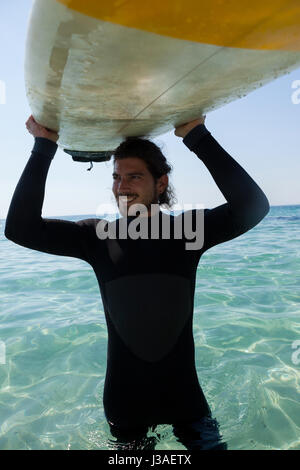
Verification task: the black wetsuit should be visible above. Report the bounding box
[5,124,269,449]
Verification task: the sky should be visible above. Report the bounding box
[0,0,300,218]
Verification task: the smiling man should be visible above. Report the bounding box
[5,114,269,450]
[112,157,168,213]
[111,133,170,220]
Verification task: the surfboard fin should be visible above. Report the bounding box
[63,149,113,162]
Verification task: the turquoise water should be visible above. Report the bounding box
[0,205,299,450]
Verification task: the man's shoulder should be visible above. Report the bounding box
[173,208,208,217]
[76,217,102,227]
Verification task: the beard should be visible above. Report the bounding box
[116,187,160,217]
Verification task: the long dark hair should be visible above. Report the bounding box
[112,136,176,208]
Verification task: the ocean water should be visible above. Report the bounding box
[0,205,299,450]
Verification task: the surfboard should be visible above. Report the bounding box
[24,0,300,161]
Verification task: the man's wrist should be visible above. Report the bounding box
[32,137,58,159]
[183,123,211,151]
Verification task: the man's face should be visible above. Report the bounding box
[112,157,167,216]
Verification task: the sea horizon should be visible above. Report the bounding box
[2,203,300,221]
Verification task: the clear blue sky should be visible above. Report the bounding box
[1,0,300,218]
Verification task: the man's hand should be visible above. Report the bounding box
[26,115,59,143]
[174,116,206,139]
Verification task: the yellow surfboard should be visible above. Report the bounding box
[24,0,300,161]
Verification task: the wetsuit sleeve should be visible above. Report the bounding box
[183,124,270,252]
[4,138,99,263]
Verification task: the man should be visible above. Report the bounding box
[5,115,269,450]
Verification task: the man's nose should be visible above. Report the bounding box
[118,177,131,192]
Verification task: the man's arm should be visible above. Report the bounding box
[179,120,270,252]
[4,117,99,262]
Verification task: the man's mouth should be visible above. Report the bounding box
[118,195,137,204]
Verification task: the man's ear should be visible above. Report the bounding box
[157,174,168,194]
